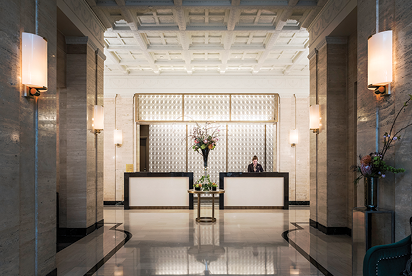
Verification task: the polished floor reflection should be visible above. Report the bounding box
[56,206,351,276]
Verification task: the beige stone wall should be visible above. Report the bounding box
[0,0,57,275]
[104,95,135,202]
[278,97,310,201]
[357,0,412,240]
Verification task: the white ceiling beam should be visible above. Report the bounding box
[106,44,306,52]
[252,31,281,74]
[283,48,309,75]
[254,10,262,25]
[131,32,160,74]
[95,3,315,8]
[226,7,241,31]
[173,0,186,31]
[118,59,294,66]
[105,28,309,34]
[104,48,130,74]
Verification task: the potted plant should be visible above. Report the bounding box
[195,183,201,191]
[211,183,217,191]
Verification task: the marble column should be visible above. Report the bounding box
[58,37,104,234]
[309,37,353,234]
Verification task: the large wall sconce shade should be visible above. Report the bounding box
[93,105,104,133]
[310,105,320,134]
[368,30,393,95]
[290,129,298,146]
[22,32,48,96]
[114,129,122,145]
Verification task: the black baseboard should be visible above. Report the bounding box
[57,219,105,252]
[289,201,310,205]
[104,201,124,205]
[309,219,351,236]
[46,268,57,276]
[309,218,318,229]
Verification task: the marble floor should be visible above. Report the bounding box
[56,206,351,276]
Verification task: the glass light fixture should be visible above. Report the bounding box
[114,129,122,145]
[368,30,393,94]
[289,129,298,146]
[93,105,104,133]
[22,32,48,96]
[309,105,320,134]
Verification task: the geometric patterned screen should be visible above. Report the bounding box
[149,124,274,176]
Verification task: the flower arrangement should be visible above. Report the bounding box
[189,122,220,153]
[211,183,217,188]
[353,95,412,183]
[195,175,213,191]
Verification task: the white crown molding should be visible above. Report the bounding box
[308,36,348,58]
[57,0,106,51]
[307,0,356,54]
[104,75,309,98]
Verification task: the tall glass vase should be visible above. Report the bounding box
[364,177,378,210]
[201,148,210,177]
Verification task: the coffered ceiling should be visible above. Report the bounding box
[86,0,327,76]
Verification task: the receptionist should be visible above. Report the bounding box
[247,155,264,172]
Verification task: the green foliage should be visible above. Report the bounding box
[353,95,411,184]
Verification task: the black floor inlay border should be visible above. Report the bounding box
[84,223,133,276]
[281,222,334,276]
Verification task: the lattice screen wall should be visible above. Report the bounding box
[143,94,277,185]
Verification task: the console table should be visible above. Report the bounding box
[352,207,395,276]
[188,190,225,223]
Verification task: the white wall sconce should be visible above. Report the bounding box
[92,105,104,134]
[368,30,393,95]
[290,129,298,146]
[114,129,122,146]
[310,105,320,134]
[22,32,48,97]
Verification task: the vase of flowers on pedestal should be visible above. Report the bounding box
[189,122,220,177]
[353,95,412,210]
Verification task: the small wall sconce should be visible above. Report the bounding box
[114,129,122,146]
[368,30,393,95]
[92,105,104,134]
[289,129,298,146]
[22,32,48,97]
[310,105,320,134]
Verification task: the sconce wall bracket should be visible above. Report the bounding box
[368,84,391,95]
[24,86,48,97]
[311,129,319,134]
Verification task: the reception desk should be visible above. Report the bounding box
[124,172,194,210]
[219,172,289,209]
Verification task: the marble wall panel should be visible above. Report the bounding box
[96,55,105,223]
[317,44,328,227]
[296,98,310,201]
[86,45,97,228]
[358,0,412,240]
[347,31,358,229]
[309,55,318,222]
[0,0,57,274]
[326,42,349,228]
[279,97,295,200]
[104,98,116,201]
[115,95,135,201]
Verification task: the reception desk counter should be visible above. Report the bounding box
[124,172,194,210]
[219,172,289,209]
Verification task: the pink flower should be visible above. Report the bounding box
[360,164,372,176]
